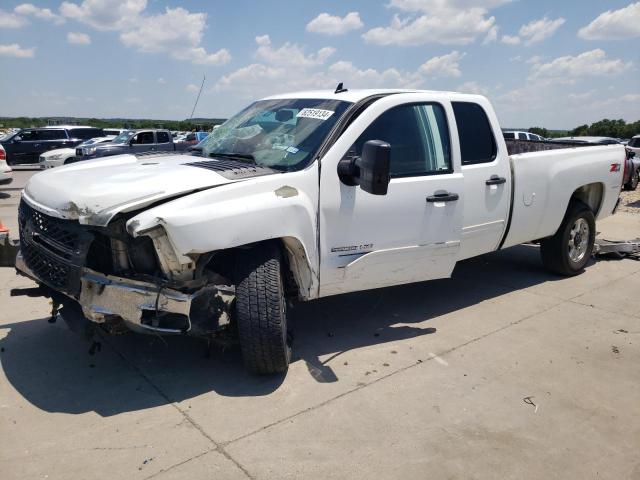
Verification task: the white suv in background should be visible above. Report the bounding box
[39,136,115,169]
[503,130,545,141]
[627,135,640,156]
[0,144,12,185]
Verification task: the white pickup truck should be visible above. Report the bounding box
[16,89,626,374]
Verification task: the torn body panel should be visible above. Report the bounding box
[128,166,320,299]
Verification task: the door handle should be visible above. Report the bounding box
[486,176,507,185]
[427,192,459,203]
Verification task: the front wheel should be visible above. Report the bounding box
[540,202,595,276]
[234,242,291,374]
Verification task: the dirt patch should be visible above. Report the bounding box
[618,189,640,214]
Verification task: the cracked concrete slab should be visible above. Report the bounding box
[225,300,640,480]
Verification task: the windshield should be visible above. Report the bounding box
[112,131,135,144]
[199,98,351,171]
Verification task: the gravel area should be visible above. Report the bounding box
[618,188,640,214]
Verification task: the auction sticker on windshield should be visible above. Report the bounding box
[296,108,335,121]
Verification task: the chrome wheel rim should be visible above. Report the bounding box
[568,218,589,263]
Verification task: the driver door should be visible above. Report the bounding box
[131,131,155,153]
[319,97,464,296]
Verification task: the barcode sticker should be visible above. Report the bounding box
[296,108,335,121]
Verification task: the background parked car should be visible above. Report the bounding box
[627,135,640,156]
[0,126,103,166]
[503,130,545,141]
[39,136,116,169]
[69,129,180,163]
[554,136,621,145]
[103,128,125,136]
[0,144,13,185]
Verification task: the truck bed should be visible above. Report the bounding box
[505,138,602,155]
[502,143,626,249]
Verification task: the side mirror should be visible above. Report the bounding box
[337,140,391,196]
[13,136,22,143]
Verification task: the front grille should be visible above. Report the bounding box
[18,200,93,296]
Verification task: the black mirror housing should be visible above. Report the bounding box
[357,140,391,195]
[337,140,391,195]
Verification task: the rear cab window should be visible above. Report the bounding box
[452,102,497,165]
[156,131,171,143]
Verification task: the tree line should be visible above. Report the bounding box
[0,117,226,131]
[529,119,640,140]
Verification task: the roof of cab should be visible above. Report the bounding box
[262,89,479,103]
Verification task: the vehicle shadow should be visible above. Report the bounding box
[0,244,566,416]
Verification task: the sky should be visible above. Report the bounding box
[0,0,638,129]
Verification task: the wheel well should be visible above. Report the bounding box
[570,183,604,217]
[203,237,315,301]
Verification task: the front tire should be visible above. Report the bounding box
[235,242,291,374]
[540,202,595,276]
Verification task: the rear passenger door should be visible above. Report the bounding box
[38,129,70,155]
[452,101,510,260]
[155,131,173,151]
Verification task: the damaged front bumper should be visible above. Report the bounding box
[16,251,234,336]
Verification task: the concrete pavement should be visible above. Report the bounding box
[0,199,639,478]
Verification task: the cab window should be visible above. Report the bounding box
[18,130,38,141]
[156,131,170,143]
[452,102,497,165]
[133,132,154,144]
[39,129,67,140]
[352,103,452,178]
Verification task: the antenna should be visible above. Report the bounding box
[189,74,206,121]
[335,82,348,94]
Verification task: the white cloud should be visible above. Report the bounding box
[388,0,511,12]
[501,35,520,45]
[419,51,465,78]
[578,2,640,40]
[14,3,65,24]
[0,43,35,58]
[457,81,489,95]
[530,49,632,83]
[328,61,424,88]
[518,17,565,46]
[363,0,509,46]
[254,35,334,67]
[60,0,146,31]
[61,0,230,65]
[0,9,28,28]
[186,84,200,93]
[306,12,363,35]
[483,25,498,44]
[119,7,231,66]
[67,31,91,45]
[129,77,138,83]
[157,77,166,84]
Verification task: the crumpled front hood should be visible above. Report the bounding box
[23,153,235,226]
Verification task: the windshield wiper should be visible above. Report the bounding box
[208,152,256,163]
